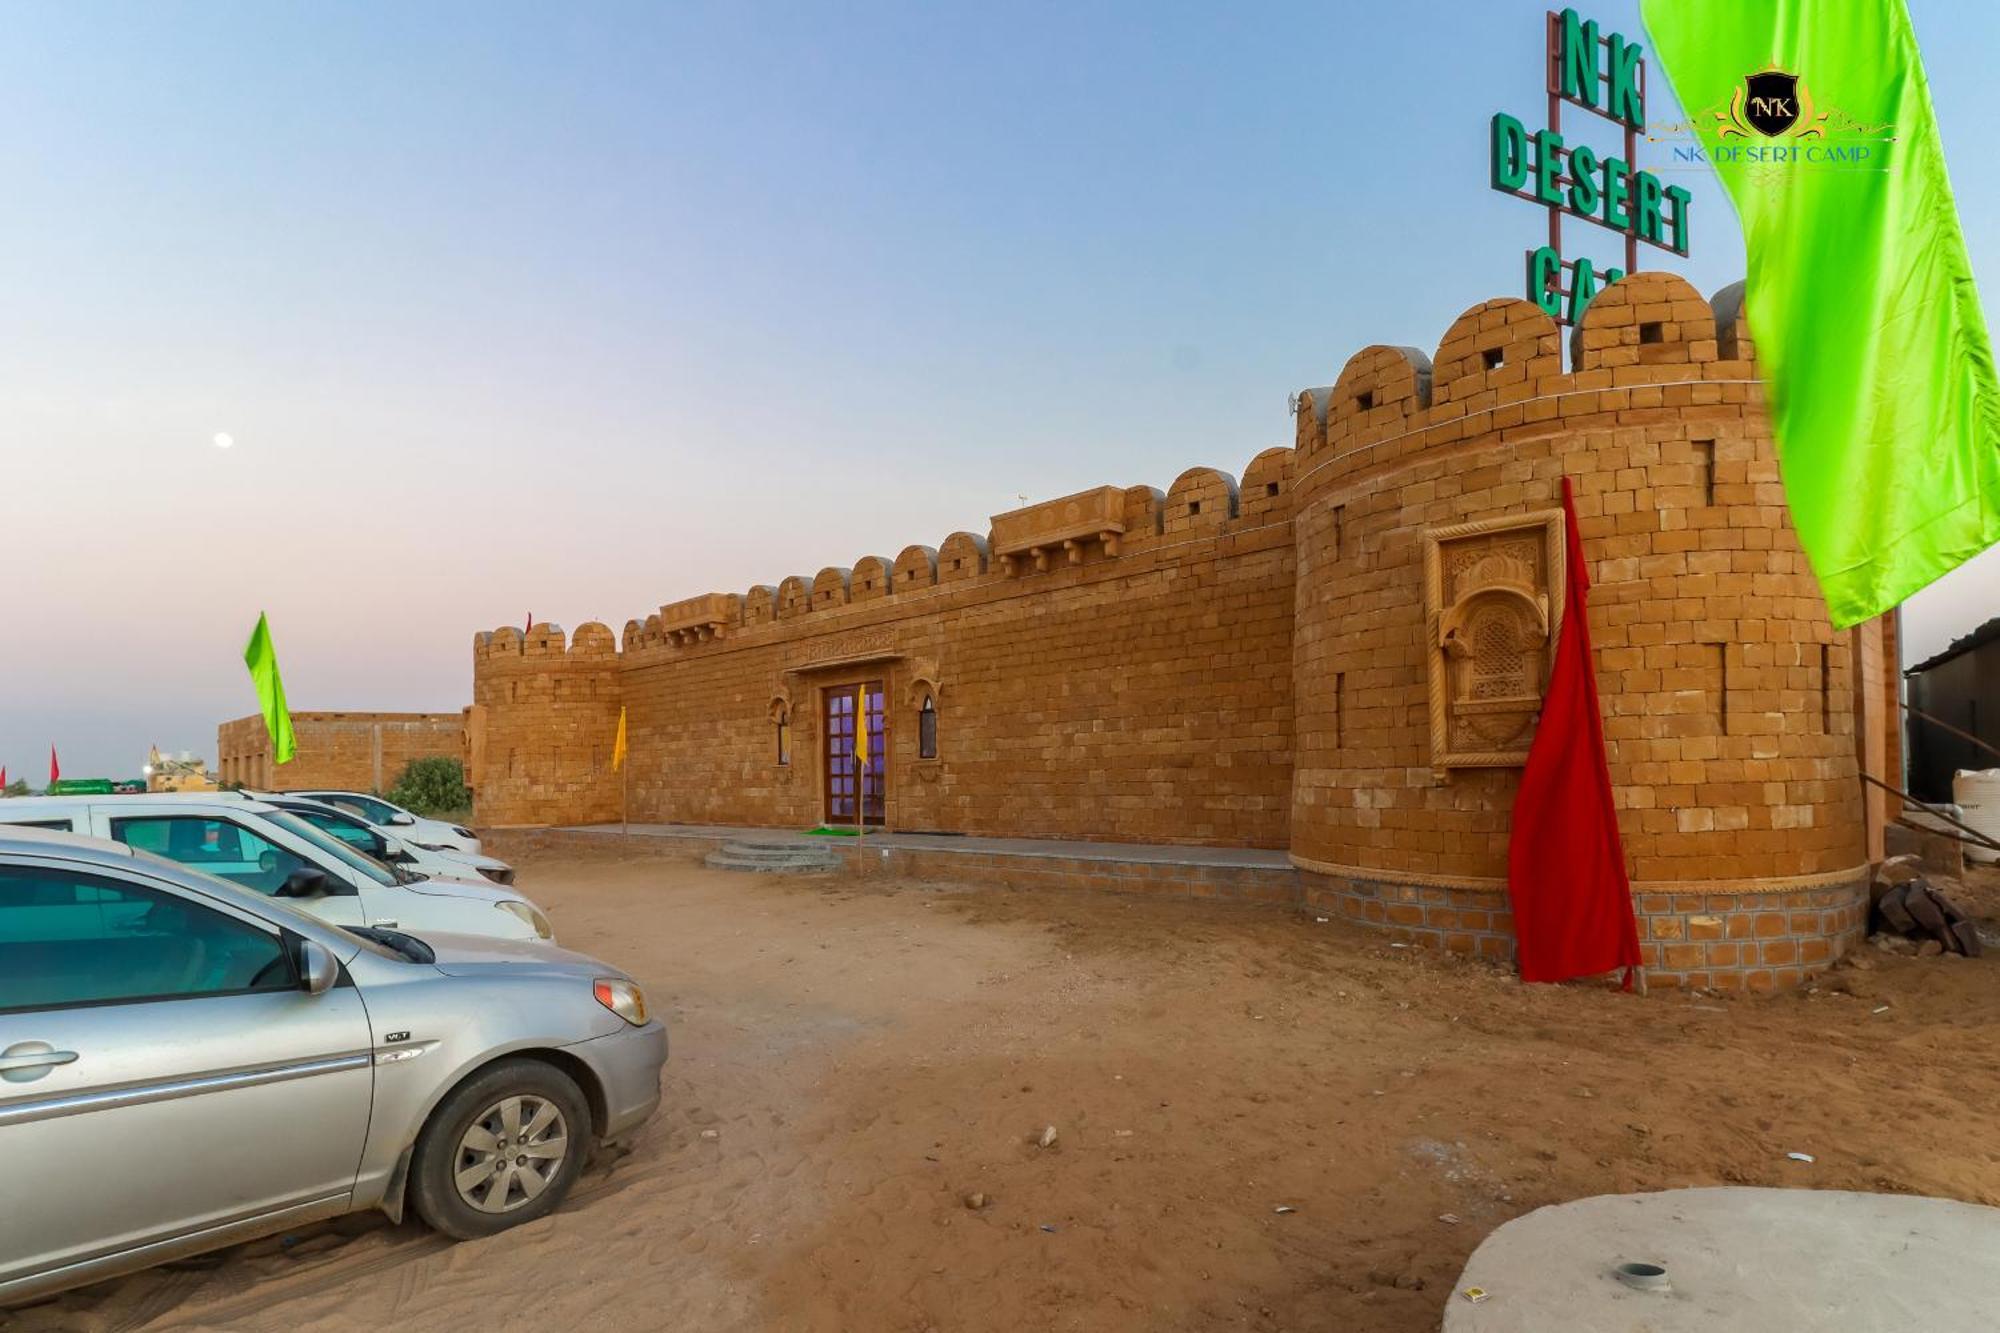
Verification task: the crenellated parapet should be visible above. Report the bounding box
[468,620,622,826]
[1291,273,1757,505]
[635,440,1296,655]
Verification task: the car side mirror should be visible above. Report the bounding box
[389,813,415,827]
[277,867,329,899]
[297,939,339,995]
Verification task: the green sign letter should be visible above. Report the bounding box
[1559,9,1600,109]
[1663,184,1693,255]
[1533,129,1567,206]
[1527,246,1562,317]
[1633,170,1665,243]
[1567,257,1599,324]
[1567,143,1601,216]
[1490,112,1529,191]
[1607,33,1645,128]
[1600,156,1633,232]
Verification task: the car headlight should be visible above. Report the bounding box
[495,899,554,939]
[593,977,648,1026]
[452,826,476,839]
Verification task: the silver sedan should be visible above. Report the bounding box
[0,827,668,1306]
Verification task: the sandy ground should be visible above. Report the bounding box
[15,849,2000,1333]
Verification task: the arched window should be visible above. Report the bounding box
[775,708,791,766]
[918,695,937,759]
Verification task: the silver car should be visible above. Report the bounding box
[0,828,668,1306]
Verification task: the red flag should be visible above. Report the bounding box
[1506,477,1643,986]
[1,766,8,789]
[49,745,60,785]
[525,612,533,634]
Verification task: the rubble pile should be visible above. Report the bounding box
[1869,857,1983,958]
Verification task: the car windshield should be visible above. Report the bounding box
[262,810,404,887]
[125,845,386,947]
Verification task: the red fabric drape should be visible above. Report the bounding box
[1506,477,1644,985]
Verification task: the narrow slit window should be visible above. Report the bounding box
[1710,642,1730,733]
[1332,504,1346,559]
[1188,499,1202,516]
[1355,390,1375,411]
[1266,481,1280,497]
[1819,644,1832,734]
[1639,321,1665,345]
[1335,671,1346,747]
[1696,439,1716,505]
[918,695,938,760]
[776,713,791,766]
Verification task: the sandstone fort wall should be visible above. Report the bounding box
[466,273,1888,990]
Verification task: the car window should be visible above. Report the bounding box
[317,793,396,823]
[0,819,73,831]
[262,811,400,887]
[109,815,311,896]
[290,807,390,856]
[0,866,292,1012]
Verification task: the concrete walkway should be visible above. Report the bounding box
[1445,1187,2000,1331]
[557,821,1292,869]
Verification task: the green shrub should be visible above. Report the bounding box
[385,756,471,819]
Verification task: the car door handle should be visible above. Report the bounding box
[0,1044,79,1073]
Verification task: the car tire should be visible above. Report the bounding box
[409,1059,592,1240]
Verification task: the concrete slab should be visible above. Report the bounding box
[1445,1187,2000,1332]
[557,821,1293,870]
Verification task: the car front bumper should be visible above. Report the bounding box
[566,1019,668,1142]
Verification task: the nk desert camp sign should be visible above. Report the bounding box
[1489,8,1691,325]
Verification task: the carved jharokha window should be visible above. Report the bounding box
[918,695,938,759]
[1421,509,1566,775]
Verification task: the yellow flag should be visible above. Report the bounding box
[612,706,628,772]
[853,688,869,770]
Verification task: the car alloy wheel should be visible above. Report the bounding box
[453,1094,570,1214]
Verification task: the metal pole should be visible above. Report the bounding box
[1860,771,2000,855]
[1626,57,1642,274]
[855,685,866,875]
[1899,699,2000,766]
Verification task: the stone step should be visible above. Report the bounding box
[704,840,845,874]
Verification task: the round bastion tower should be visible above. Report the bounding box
[1287,271,1869,992]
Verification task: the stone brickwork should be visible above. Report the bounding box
[469,273,1894,990]
[216,711,465,793]
[468,623,622,827]
[476,458,1297,846]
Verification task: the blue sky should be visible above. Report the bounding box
[2,0,1995,777]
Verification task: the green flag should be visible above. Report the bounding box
[243,613,297,765]
[1642,0,2000,626]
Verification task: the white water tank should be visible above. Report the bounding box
[1952,769,2000,864]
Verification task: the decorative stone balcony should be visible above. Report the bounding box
[991,485,1126,574]
[659,592,740,647]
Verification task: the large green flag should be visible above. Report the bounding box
[243,612,297,765]
[1642,0,2000,627]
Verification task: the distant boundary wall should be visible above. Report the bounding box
[217,711,466,793]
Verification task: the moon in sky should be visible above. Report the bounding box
[213,432,235,449]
